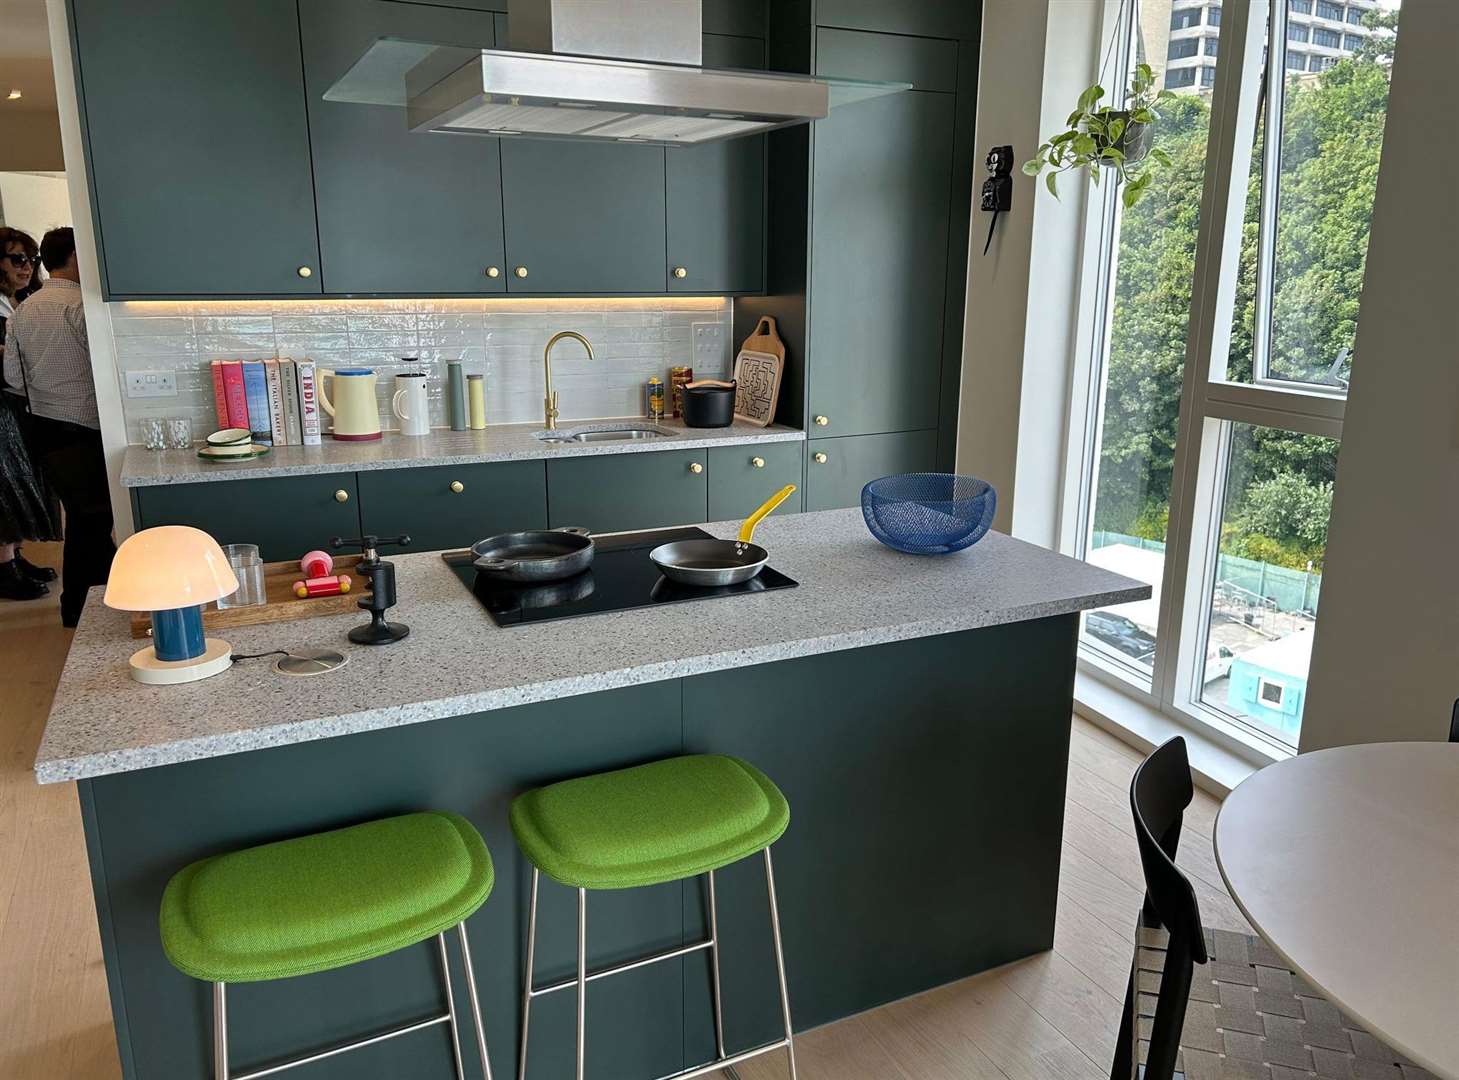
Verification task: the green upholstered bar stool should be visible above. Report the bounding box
[159,811,497,1080]
[511,754,796,1080]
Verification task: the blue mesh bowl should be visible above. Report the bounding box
[861,473,997,555]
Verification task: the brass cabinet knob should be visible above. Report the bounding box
[750,456,765,468]
[813,452,828,464]
[672,266,688,279]
[449,480,465,493]
[688,462,704,475]
[333,488,349,503]
[514,265,529,278]
[297,266,313,279]
[485,266,500,278]
[813,415,829,426]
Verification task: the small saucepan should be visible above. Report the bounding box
[650,485,796,587]
[471,527,593,583]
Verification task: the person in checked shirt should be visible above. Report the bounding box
[3,228,114,627]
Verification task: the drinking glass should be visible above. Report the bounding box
[216,543,266,609]
[165,417,193,450]
[140,417,166,451]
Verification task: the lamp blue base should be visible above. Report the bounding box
[151,605,205,662]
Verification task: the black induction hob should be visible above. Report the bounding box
[442,526,798,627]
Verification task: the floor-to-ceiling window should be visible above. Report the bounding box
[1067,0,1401,755]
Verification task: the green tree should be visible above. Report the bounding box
[1093,46,1392,572]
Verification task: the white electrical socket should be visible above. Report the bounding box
[125,370,177,398]
[691,322,724,368]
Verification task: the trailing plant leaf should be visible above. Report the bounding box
[1023,63,1175,208]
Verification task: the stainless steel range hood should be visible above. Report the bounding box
[325,0,909,147]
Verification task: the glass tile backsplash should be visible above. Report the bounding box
[110,297,732,442]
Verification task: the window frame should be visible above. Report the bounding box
[1060,0,1358,764]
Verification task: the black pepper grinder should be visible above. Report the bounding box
[331,534,411,645]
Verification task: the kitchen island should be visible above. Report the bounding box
[37,509,1146,1080]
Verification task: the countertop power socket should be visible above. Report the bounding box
[692,322,724,369]
[125,370,177,398]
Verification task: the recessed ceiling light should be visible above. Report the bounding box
[6,90,21,101]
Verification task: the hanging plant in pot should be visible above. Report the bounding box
[1023,63,1175,208]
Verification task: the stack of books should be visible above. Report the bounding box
[209,359,323,447]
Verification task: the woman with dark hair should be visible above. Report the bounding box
[0,226,61,601]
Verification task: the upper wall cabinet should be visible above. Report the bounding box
[806,29,957,439]
[299,0,506,295]
[665,34,767,295]
[71,0,322,297]
[499,140,669,294]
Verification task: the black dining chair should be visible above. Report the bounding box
[1111,736,1208,1080]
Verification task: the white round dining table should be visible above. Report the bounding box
[1214,742,1459,1080]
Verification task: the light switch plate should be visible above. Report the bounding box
[125,370,177,398]
[692,322,724,368]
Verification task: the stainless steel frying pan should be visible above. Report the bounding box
[648,485,796,587]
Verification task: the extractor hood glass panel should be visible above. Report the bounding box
[325,37,911,114]
[324,40,479,106]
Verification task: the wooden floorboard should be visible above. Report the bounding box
[0,552,1244,1079]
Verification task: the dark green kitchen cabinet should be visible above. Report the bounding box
[547,451,708,534]
[805,29,957,439]
[500,141,668,294]
[299,0,507,295]
[357,460,547,552]
[70,0,321,297]
[665,34,767,295]
[707,441,803,521]
[803,429,936,512]
[132,474,363,562]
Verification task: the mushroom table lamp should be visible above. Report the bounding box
[104,526,240,685]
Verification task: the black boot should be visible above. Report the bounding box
[16,549,58,583]
[0,559,48,601]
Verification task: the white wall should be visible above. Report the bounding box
[1300,0,1459,751]
[954,0,1098,546]
[0,170,70,239]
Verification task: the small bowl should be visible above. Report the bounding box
[207,428,253,447]
[861,473,996,555]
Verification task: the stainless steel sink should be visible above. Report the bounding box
[535,423,678,444]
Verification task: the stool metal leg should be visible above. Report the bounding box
[576,887,588,1080]
[518,869,540,1080]
[706,870,727,1060]
[762,849,798,1080]
[213,982,229,1080]
[457,921,494,1080]
[437,932,467,1080]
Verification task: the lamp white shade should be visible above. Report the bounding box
[104,526,240,612]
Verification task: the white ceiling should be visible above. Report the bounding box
[0,0,58,112]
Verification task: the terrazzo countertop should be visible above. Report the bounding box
[120,419,804,487]
[34,509,1148,783]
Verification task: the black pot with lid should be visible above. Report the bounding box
[681,379,736,428]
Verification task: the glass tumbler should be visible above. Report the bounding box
[140,417,166,451]
[165,417,193,450]
[217,543,266,609]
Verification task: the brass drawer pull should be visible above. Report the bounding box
[814,415,829,426]
[750,456,765,468]
[334,489,349,503]
[688,462,704,475]
[514,265,529,278]
[813,452,828,464]
[672,266,687,279]
[485,266,500,278]
[450,480,465,494]
[297,266,313,279]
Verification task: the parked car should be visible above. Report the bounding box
[1085,611,1158,662]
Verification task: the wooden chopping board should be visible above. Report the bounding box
[129,554,370,639]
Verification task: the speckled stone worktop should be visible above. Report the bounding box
[34,509,1148,783]
[120,419,804,487]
